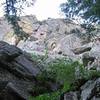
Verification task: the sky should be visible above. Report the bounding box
[0,0,66,20]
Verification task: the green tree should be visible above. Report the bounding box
[60,0,100,24]
[4,0,36,45]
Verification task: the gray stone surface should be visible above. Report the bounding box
[0,41,60,100]
[64,92,78,100]
[63,78,100,100]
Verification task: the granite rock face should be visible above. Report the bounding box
[0,16,90,58]
[17,19,84,61]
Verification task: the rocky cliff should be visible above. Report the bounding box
[0,15,100,100]
[0,15,100,70]
[0,41,99,100]
[0,16,85,58]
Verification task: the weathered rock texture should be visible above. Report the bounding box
[0,16,85,60]
[62,78,100,100]
[0,15,38,44]
[0,15,100,70]
[17,18,86,59]
[0,41,60,100]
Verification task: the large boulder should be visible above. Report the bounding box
[0,41,60,100]
[80,78,100,100]
[80,38,100,70]
[0,41,40,99]
[63,91,78,100]
[89,38,100,59]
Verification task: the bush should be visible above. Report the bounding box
[30,57,100,100]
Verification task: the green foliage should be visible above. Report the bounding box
[29,56,100,100]
[31,53,45,63]
[29,91,61,100]
[61,0,100,40]
[4,0,35,40]
[60,0,100,24]
[88,70,100,79]
[5,15,29,39]
[31,51,48,65]
[47,59,77,83]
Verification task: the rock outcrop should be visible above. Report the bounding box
[62,78,100,100]
[0,15,38,44]
[17,18,85,59]
[0,15,100,100]
[76,38,100,70]
[0,41,60,100]
[0,16,83,64]
[0,15,100,70]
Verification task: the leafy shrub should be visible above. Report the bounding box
[29,57,100,100]
[29,91,60,100]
